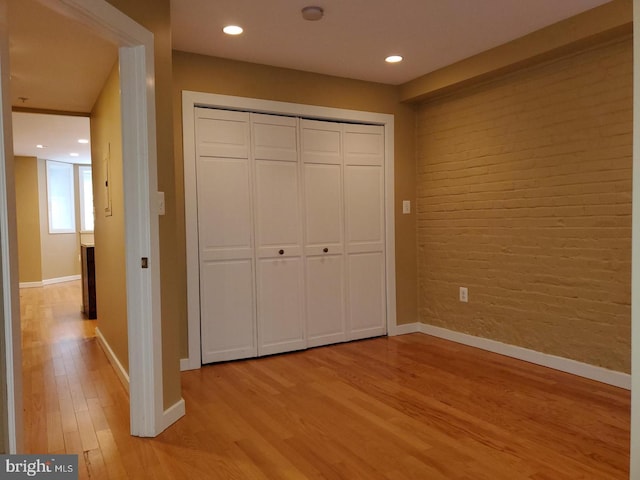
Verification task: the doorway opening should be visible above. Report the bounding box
[12,111,103,454]
[0,0,168,451]
[12,112,95,291]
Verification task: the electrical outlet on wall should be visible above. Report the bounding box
[459,287,468,303]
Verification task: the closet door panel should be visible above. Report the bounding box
[197,157,252,260]
[344,124,384,166]
[306,255,346,347]
[196,110,256,363]
[344,124,386,339]
[347,252,386,339]
[257,257,306,355]
[345,165,384,251]
[200,260,256,363]
[196,109,250,159]
[254,160,302,257]
[344,165,386,338]
[303,163,343,255]
[253,114,305,355]
[301,119,342,164]
[302,120,347,347]
[253,114,298,161]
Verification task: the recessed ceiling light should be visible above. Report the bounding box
[78,139,89,144]
[223,25,243,35]
[36,144,45,149]
[70,153,79,157]
[385,55,403,63]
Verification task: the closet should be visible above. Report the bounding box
[195,108,386,364]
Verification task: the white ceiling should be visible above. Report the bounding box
[12,113,92,165]
[7,0,615,164]
[171,0,614,85]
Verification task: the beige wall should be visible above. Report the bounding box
[16,157,93,284]
[90,62,129,372]
[14,156,42,283]
[172,51,418,358]
[106,0,181,409]
[416,36,632,372]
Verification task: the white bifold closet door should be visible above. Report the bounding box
[252,114,306,356]
[344,124,386,339]
[301,120,347,348]
[195,109,257,363]
[195,108,386,365]
[301,119,386,343]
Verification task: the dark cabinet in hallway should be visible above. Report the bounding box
[81,244,96,319]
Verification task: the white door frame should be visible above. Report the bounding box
[181,91,397,370]
[0,0,165,448]
[631,1,639,476]
[0,0,22,453]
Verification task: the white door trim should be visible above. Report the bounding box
[0,0,23,453]
[631,0,639,476]
[0,0,165,444]
[182,91,397,370]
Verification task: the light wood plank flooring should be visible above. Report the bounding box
[22,281,630,479]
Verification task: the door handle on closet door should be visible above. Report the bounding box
[323,248,329,253]
[278,249,285,255]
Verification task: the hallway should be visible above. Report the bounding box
[21,281,132,478]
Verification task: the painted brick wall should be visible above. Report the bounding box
[416,36,632,373]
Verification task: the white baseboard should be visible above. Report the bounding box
[180,358,193,372]
[95,327,130,393]
[178,321,628,390]
[19,275,80,288]
[160,398,186,433]
[42,275,81,286]
[418,323,631,390]
[97,328,184,434]
[388,322,421,336]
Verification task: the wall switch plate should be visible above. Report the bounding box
[459,287,468,303]
[157,191,165,215]
[402,200,411,214]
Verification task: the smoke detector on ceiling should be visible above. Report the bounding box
[302,6,324,21]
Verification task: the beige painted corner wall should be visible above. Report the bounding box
[172,51,418,358]
[105,0,181,409]
[402,0,632,102]
[16,157,92,285]
[90,62,129,373]
[14,156,42,283]
[416,36,632,373]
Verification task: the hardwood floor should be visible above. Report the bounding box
[21,282,630,479]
